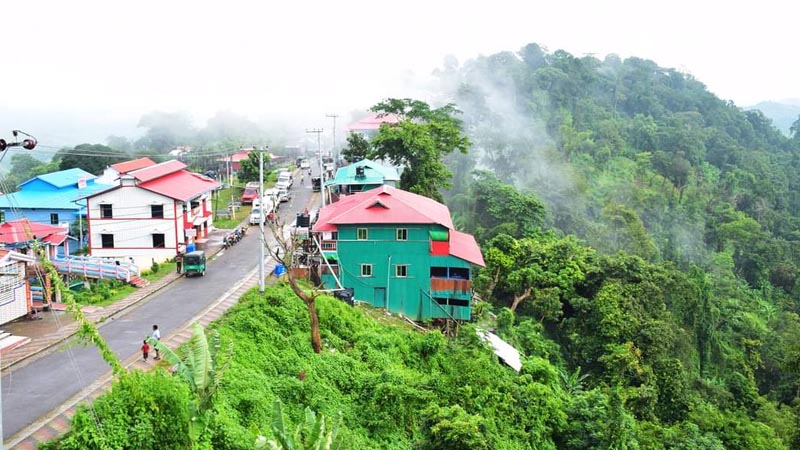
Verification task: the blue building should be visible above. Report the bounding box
[0,168,111,251]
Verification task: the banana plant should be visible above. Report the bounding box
[149,321,232,444]
[255,399,344,450]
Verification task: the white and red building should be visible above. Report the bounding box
[84,160,220,267]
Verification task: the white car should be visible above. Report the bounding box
[277,186,291,202]
[249,207,264,225]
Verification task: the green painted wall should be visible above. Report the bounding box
[321,223,474,320]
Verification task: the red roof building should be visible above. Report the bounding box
[0,218,70,259]
[82,160,220,268]
[312,185,483,321]
[345,112,401,132]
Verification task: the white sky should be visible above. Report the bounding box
[4,0,799,130]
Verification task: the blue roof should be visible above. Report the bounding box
[325,159,400,187]
[0,182,111,210]
[21,168,97,190]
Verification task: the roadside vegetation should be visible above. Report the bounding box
[34,41,800,449]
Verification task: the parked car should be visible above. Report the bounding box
[241,181,260,204]
[277,186,291,202]
[249,207,264,225]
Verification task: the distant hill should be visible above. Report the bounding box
[747,99,800,136]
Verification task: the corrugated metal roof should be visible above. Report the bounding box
[449,230,485,267]
[21,168,97,190]
[0,219,68,244]
[138,170,220,201]
[130,160,187,182]
[327,159,400,187]
[477,329,522,372]
[312,185,454,232]
[345,113,401,131]
[0,182,111,210]
[110,157,156,174]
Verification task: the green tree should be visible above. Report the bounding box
[56,143,130,174]
[238,150,270,185]
[368,98,471,201]
[340,132,371,163]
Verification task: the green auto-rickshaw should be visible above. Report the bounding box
[183,250,206,277]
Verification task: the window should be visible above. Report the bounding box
[50,213,59,225]
[360,264,373,277]
[151,204,164,218]
[101,234,114,248]
[357,228,368,240]
[331,231,338,240]
[152,233,165,248]
[396,228,408,241]
[0,211,4,223]
[395,264,408,278]
[100,204,113,219]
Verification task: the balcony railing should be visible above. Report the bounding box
[430,277,471,295]
[320,240,337,251]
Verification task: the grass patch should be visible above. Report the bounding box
[73,261,178,307]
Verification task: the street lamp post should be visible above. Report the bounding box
[326,113,338,164]
[305,128,324,207]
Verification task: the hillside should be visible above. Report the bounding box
[42,43,800,450]
[747,100,800,136]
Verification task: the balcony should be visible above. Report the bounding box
[320,240,337,251]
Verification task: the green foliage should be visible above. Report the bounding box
[341,132,371,163]
[259,399,344,450]
[43,371,193,450]
[151,259,160,274]
[368,98,470,201]
[56,143,130,174]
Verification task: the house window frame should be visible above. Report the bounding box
[100,234,114,248]
[100,204,113,219]
[151,204,164,219]
[360,264,373,277]
[396,228,408,241]
[152,233,166,248]
[0,211,5,223]
[395,264,408,278]
[50,213,59,225]
[356,228,368,240]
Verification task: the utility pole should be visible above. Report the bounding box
[306,128,325,207]
[326,113,338,164]
[258,147,266,292]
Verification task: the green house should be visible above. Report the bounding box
[324,159,400,199]
[312,185,485,321]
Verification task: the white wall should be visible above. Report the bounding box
[88,187,182,267]
[0,267,28,325]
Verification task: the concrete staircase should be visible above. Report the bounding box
[128,275,150,288]
[0,330,30,354]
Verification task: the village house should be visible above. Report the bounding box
[95,157,157,185]
[312,185,484,321]
[0,249,37,325]
[83,160,220,268]
[0,168,111,254]
[324,159,400,202]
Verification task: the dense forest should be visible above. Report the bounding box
[44,43,800,449]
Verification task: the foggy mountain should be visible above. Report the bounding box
[747,99,800,136]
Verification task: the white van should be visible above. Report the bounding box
[249,207,264,225]
[277,186,290,202]
[277,174,292,187]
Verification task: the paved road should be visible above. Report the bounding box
[1,168,315,441]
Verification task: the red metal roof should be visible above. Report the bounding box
[345,113,401,132]
[110,157,156,174]
[449,230,485,267]
[138,170,220,201]
[130,160,187,182]
[313,185,454,232]
[0,219,67,244]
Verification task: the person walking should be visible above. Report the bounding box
[176,251,184,274]
[141,339,150,361]
[151,324,161,360]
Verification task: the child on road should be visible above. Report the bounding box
[141,339,150,361]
